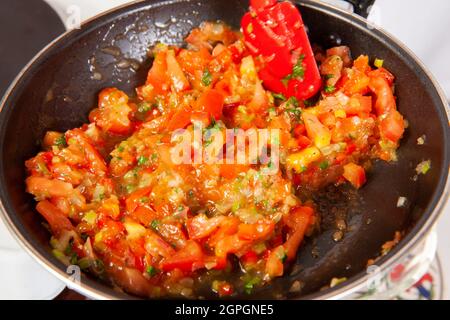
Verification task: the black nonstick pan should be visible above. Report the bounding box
[0,0,448,299]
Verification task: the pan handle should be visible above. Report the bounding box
[340,0,376,18]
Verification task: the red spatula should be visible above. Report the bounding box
[241,0,322,100]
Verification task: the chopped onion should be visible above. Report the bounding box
[397,196,407,208]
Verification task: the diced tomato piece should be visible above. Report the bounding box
[26,176,74,199]
[177,47,211,76]
[166,50,191,92]
[98,196,121,220]
[90,88,132,135]
[343,163,367,189]
[36,200,74,236]
[160,240,204,272]
[283,206,314,261]
[219,164,249,179]
[208,217,240,247]
[167,107,193,131]
[196,89,224,120]
[369,76,396,116]
[241,250,258,266]
[369,67,395,86]
[125,186,153,213]
[130,206,157,227]
[379,110,405,143]
[326,46,352,67]
[265,245,285,278]
[145,231,176,258]
[237,220,275,241]
[146,51,169,94]
[345,94,372,115]
[65,129,107,174]
[293,124,306,137]
[303,112,331,148]
[186,214,225,239]
[215,234,250,258]
[353,55,371,74]
[297,135,312,150]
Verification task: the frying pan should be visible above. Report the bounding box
[0,0,448,300]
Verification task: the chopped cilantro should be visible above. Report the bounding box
[137,101,152,113]
[137,155,148,166]
[55,135,67,148]
[324,85,336,93]
[244,277,261,294]
[146,266,158,277]
[283,54,306,84]
[151,219,160,230]
[319,161,329,170]
[287,96,299,108]
[272,93,286,101]
[201,68,212,86]
[139,196,149,203]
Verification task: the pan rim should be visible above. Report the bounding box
[0,0,448,300]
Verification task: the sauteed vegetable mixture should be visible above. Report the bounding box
[25,17,405,297]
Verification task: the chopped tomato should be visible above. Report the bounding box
[297,135,312,149]
[196,89,225,120]
[167,107,193,131]
[237,220,275,241]
[166,50,191,92]
[125,187,153,213]
[241,250,258,266]
[36,200,74,236]
[90,88,132,134]
[65,129,107,174]
[26,176,74,199]
[219,164,249,179]
[160,240,204,272]
[265,245,285,278]
[186,214,225,239]
[303,112,331,148]
[369,76,396,115]
[146,50,169,94]
[379,110,405,143]
[345,94,372,115]
[369,67,395,86]
[208,217,240,247]
[343,163,367,189]
[283,206,314,261]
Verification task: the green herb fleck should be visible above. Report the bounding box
[140,196,149,203]
[201,68,212,86]
[137,156,148,166]
[137,102,152,113]
[319,161,329,170]
[283,54,306,84]
[244,277,261,295]
[55,135,67,148]
[146,265,158,277]
[287,96,299,108]
[151,219,160,230]
[324,85,336,93]
[272,93,286,101]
